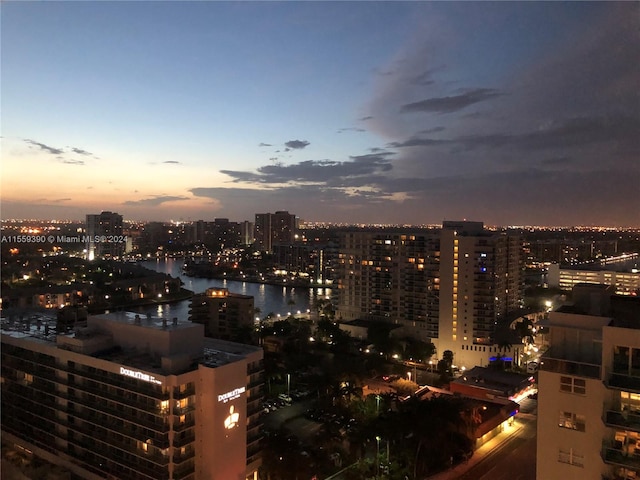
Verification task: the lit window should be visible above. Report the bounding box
[558,411,585,432]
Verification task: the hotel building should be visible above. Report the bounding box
[1,311,263,480]
[335,221,523,367]
[536,283,640,480]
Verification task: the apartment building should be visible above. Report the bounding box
[85,211,125,260]
[437,221,523,367]
[189,288,255,341]
[1,311,263,480]
[254,211,297,253]
[335,221,523,367]
[537,283,640,480]
[335,228,441,340]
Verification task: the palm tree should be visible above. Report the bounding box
[514,316,535,345]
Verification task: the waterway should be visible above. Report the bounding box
[136,258,331,321]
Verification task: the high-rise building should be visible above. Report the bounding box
[336,229,440,339]
[536,284,640,480]
[189,288,255,341]
[86,211,124,260]
[193,219,243,249]
[334,221,523,366]
[437,221,523,367]
[1,311,263,480]
[254,211,297,252]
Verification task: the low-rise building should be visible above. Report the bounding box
[189,288,254,341]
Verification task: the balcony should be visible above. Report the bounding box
[173,430,196,448]
[173,414,196,432]
[606,372,640,393]
[604,410,640,433]
[173,384,196,399]
[602,442,640,471]
[539,351,601,379]
[173,461,195,480]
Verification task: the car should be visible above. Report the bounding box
[526,361,539,373]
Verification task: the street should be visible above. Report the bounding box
[456,414,537,480]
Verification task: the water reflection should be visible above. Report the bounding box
[138,258,330,321]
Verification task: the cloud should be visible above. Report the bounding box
[419,126,445,134]
[259,142,272,147]
[359,116,374,121]
[400,88,504,114]
[24,139,64,155]
[284,140,310,149]
[162,160,181,164]
[337,127,366,133]
[59,158,85,165]
[122,195,190,207]
[220,152,394,187]
[390,114,640,154]
[71,147,92,156]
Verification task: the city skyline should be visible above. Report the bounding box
[2,2,639,227]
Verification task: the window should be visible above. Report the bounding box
[558,447,584,467]
[614,346,630,374]
[559,411,585,432]
[560,376,586,395]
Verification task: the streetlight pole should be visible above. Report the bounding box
[287,373,290,397]
[376,394,380,415]
[376,436,381,479]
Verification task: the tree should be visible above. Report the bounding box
[403,338,436,363]
[514,316,535,345]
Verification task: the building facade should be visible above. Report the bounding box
[334,221,524,367]
[254,211,297,253]
[86,211,125,260]
[189,288,255,341]
[437,221,523,368]
[1,311,263,480]
[548,262,640,296]
[537,284,640,480]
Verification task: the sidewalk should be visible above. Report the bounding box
[425,417,526,480]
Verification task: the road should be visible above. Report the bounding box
[456,414,537,480]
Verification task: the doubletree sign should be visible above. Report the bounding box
[218,386,245,403]
[120,366,162,385]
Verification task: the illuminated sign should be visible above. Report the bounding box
[218,386,245,403]
[224,405,240,429]
[120,367,162,385]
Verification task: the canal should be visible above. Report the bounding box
[136,258,332,321]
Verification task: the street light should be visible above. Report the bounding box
[375,436,381,478]
[407,371,411,382]
[287,373,290,396]
[376,394,381,415]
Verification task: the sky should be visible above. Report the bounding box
[2,1,639,227]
